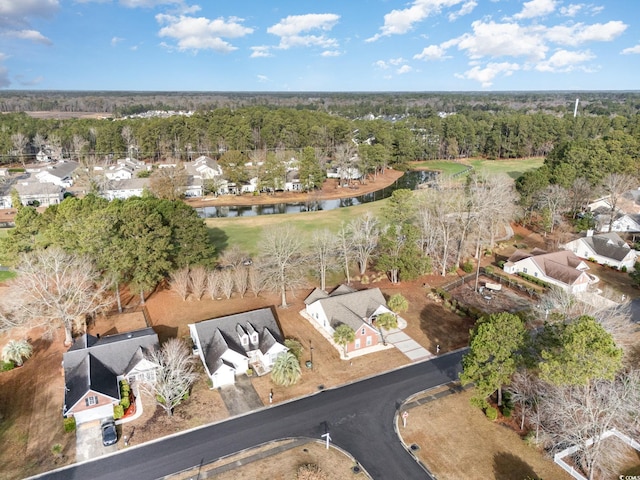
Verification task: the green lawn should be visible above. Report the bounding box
[206,200,386,255]
[0,270,16,282]
[469,157,545,179]
[412,157,544,180]
[412,160,470,176]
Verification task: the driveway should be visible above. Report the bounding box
[75,420,117,463]
[219,374,264,416]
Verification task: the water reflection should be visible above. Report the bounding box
[196,170,436,218]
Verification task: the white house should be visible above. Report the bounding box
[189,308,288,389]
[188,155,223,179]
[562,231,638,271]
[105,165,135,181]
[102,178,149,200]
[8,178,64,207]
[35,161,78,188]
[595,213,640,233]
[62,328,159,424]
[503,249,592,293]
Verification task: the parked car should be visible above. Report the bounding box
[101,419,117,446]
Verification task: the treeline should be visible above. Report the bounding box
[1,91,639,117]
[2,104,639,168]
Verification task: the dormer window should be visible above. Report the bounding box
[250,332,259,344]
[241,334,249,346]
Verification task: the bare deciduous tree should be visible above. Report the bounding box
[143,338,198,417]
[7,248,112,345]
[189,266,208,300]
[169,267,191,301]
[348,212,379,275]
[233,267,248,298]
[603,173,637,232]
[219,269,235,299]
[206,270,221,299]
[335,223,354,285]
[248,264,267,298]
[149,165,188,200]
[310,229,338,291]
[532,373,640,480]
[536,184,569,234]
[259,225,307,307]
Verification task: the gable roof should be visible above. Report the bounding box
[528,251,589,286]
[190,307,285,374]
[40,161,79,179]
[305,285,388,331]
[582,232,631,261]
[63,328,159,413]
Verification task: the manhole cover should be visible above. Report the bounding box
[351,465,361,474]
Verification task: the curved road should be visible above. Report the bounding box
[38,350,465,480]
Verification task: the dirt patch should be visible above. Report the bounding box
[402,389,572,480]
[448,276,537,315]
[24,111,113,120]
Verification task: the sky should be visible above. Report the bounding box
[0,0,639,92]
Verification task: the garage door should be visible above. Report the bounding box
[73,404,115,424]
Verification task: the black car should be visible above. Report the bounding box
[101,419,117,446]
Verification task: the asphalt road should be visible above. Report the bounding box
[37,349,465,480]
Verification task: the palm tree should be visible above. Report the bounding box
[387,293,409,315]
[270,352,302,387]
[375,312,398,346]
[2,339,33,366]
[333,324,355,358]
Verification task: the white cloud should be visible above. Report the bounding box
[414,44,450,60]
[455,62,520,87]
[250,46,272,58]
[621,45,640,55]
[374,60,390,69]
[257,74,269,83]
[4,29,52,45]
[559,3,583,17]
[453,20,549,61]
[0,0,59,21]
[397,65,413,74]
[111,36,124,47]
[156,14,253,53]
[545,21,627,46]
[389,57,407,66]
[366,0,468,41]
[535,49,594,72]
[321,50,341,57]
[448,1,477,21]
[120,0,184,7]
[513,0,557,20]
[267,13,340,50]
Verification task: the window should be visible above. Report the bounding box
[361,328,365,335]
[534,272,538,277]
[355,339,361,349]
[241,335,249,346]
[85,396,98,406]
[523,267,528,273]
[366,336,372,346]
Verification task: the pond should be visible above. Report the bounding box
[195,170,436,218]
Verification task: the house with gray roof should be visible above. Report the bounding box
[304,285,391,357]
[62,328,159,424]
[562,231,638,271]
[35,160,78,188]
[188,307,288,388]
[503,249,593,293]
